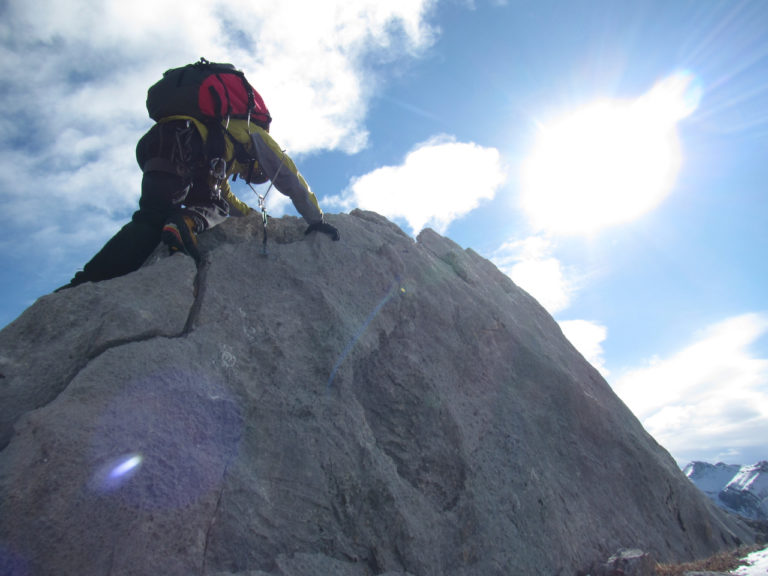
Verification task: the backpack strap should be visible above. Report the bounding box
[203,119,228,162]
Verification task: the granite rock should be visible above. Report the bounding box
[0,210,756,576]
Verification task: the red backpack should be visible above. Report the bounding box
[146,58,271,129]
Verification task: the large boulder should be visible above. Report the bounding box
[0,210,755,575]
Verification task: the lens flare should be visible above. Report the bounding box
[327,278,404,388]
[91,453,143,491]
[108,454,143,480]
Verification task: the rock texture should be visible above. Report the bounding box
[590,548,656,576]
[0,210,756,576]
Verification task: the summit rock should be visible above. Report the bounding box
[0,210,756,575]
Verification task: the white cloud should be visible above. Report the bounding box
[0,0,438,256]
[328,135,507,234]
[491,236,575,314]
[613,313,768,464]
[559,319,609,376]
[235,1,438,154]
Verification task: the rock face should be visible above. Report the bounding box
[0,210,756,576]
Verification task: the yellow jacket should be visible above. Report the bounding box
[159,116,324,224]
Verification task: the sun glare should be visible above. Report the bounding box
[520,72,701,236]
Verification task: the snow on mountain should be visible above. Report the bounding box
[684,461,742,498]
[720,462,768,521]
[685,461,768,522]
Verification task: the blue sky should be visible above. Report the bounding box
[1,0,766,466]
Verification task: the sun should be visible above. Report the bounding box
[520,72,701,236]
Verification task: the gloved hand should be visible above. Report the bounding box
[305,221,340,241]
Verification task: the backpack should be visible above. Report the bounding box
[146,57,271,128]
[145,58,270,182]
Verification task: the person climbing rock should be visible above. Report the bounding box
[60,58,339,290]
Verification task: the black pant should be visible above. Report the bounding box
[69,172,190,285]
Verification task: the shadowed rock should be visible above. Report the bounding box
[0,210,755,575]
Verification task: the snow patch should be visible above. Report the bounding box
[731,546,768,576]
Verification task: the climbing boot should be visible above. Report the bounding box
[161,213,201,262]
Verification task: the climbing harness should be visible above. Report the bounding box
[248,149,286,256]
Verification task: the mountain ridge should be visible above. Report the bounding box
[685,460,768,522]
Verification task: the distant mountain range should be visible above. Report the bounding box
[684,461,768,522]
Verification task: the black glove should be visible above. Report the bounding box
[305,221,340,241]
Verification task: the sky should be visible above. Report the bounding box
[0,0,766,467]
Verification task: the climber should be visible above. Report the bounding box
[59,59,339,290]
